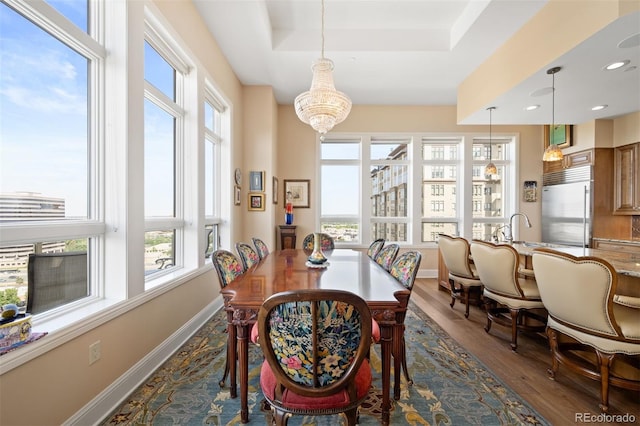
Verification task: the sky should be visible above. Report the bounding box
[1,1,88,217]
[0,1,173,218]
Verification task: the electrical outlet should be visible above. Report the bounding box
[89,340,101,365]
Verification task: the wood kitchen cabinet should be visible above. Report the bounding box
[614,142,640,215]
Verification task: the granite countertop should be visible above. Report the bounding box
[510,242,640,278]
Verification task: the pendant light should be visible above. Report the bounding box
[294,0,352,137]
[484,107,498,176]
[542,66,564,162]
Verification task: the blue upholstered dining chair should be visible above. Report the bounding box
[251,237,270,260]
[374,243,399,271]
[388,251,422,392]
[257,289,373,426]
[367,238,385,259]
[235,242,261,272]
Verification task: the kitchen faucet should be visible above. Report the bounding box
[504,213,532,243]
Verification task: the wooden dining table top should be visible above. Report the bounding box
[221,248,410,314]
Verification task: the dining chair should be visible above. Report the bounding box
[27,252,88,315]
[469,240,546,351]
[235,242,261,272]
[302,232,335,252]
[388,250,422,394]
[366,238,385,259]
[211,249,248,388]
[257,289,372,426]
[438,234,483,318]
[532,248,640,413]
[374,243,399,271]
[251,237,270,260]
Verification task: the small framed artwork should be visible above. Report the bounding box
[234,185,241,206]
[523,180,537,202]
[249,171,265,192]
[248,192,265,211]
[284,179,310,208]
[272,176,279,204]
[544,124,572,150]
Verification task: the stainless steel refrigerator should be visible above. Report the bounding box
[541,165,592,247]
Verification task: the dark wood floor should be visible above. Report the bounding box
[411,278,639,426]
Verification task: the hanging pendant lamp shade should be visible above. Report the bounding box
[485,107,498,176]
[543,67,564,162]
[294,0,351,136]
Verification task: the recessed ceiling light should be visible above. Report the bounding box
[525,105,540,111]
[618,33,640,49]
[604,60,630,70]
[591,105,608,111]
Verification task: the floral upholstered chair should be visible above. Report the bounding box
[235,242,261,272]
[211,249,246,388]
[366,238,385,259]
[388,251,422,396]
[211,249,244,289]
[374,243,399,271]
[302,232,335,252]
[257,289,372,426]
[252,237,270,260]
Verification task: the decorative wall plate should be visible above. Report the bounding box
[234,168,242,185]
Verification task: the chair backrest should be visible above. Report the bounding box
[532,248,625,339]
[438,234,477,279]
[27,252,88,315]
[251,237,270,260]
[235,242,260,272]
[470,240,524,298]
[211,249,244,289]
[258,289,372,398]
[389,251,422,290]
[374,243,399,271]
[302,233,335,251]
[367,239,385,259]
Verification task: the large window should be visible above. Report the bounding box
[319,133,516,245]
[0,1,230,328]
[0,1,101,314]
[203,87,225,257]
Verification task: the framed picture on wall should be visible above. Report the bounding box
[249,171,265,192]
[234,185,241,205]
[544,124,572,150]
[283,179,310,208]
[248,192,265,211]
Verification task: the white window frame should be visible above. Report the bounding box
[318,132,518,246]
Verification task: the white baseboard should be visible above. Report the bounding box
[418,268,437,279]
[64,298,224,426]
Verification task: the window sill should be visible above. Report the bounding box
[0,265,211,375]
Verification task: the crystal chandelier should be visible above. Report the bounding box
[543,66,564,162]
[485,106,498,176]
[294,0,351,136]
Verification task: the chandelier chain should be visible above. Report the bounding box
[321,0,325,58]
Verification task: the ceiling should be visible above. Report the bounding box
[193,0,640,125]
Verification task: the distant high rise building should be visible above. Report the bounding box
[0,193,66,270]
[0,192,65,222]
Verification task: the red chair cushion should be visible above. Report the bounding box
[259,358,372,410]
[372,319,380,343]
[250,321,259,344]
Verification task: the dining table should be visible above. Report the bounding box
[220,248,410,425]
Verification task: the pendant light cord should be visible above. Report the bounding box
[551,71,555,131]
[321,0,325,59]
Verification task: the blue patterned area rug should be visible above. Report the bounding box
[103,302,549,425]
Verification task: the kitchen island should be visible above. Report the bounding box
[510,241,640,297]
